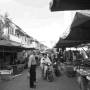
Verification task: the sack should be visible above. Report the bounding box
[27,72,30,78]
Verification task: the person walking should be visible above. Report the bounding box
[40,53,52,79]
[28,51,37,88]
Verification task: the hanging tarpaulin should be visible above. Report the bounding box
[50,0,90,11]
[71,12,90,29]
[65,12,90,42]
[54,39,83,48]
[55,12,90,48]
[0,40,21,47]
[0,40,25,52]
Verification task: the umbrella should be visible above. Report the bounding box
[50,0,90,11]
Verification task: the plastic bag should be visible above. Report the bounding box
[27,72,30,78]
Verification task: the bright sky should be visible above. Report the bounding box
[0,0,76,48]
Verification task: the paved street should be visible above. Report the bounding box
[0,67,80,90]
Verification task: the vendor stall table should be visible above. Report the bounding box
[75,68,90,90]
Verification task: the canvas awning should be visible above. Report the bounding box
[50,0,90,11]
[71,12,90,29]
[55,39,84,48]
[0,40,21,47]
[55,12,90,48]
[0,40,23,52]
[65,12,90,41]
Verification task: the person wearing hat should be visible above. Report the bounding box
[40,53,52,78]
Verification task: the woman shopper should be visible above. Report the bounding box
[28,51,37,88]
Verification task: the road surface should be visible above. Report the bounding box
[0,67,80,90]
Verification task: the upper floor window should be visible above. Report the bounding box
[8,26,14,35]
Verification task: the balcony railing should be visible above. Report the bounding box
[9,34,22,43]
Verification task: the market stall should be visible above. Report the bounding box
[74,59,90,90]
[55,12,90,90]
[65,12,90,90]
[0,46,23,80]
[0,40,30,80]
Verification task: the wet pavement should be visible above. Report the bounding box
[0,67,80,90]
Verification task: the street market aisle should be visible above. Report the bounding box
[0,67,80,90]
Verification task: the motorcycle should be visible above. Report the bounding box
[42,63,54,82]
[53,61,61,77]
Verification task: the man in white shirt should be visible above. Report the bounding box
[28,51,37,88]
